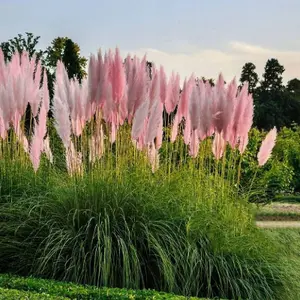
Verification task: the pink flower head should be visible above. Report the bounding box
[257,127,277,166]
[165,71,180,114]
[212,132,226,160]
[159,66,167,104]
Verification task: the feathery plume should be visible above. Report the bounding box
[165,72,180,114]
[52,65,71,148]
[212,132,226,160]
[132,98,149,140]
[43,135,53,164]
[257,127,277,166]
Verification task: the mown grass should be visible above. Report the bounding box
[274,195,300,203]
[255,202,300,220]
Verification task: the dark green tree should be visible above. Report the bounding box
[239,62,259,94]
[260,58,285,91]
[287,78,300,94]
[44,37,68,70]
[254,59,300,129]
[44,37,87,100]
[62,39,87,82]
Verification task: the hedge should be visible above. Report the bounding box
[0,287,68,299]
[0,274,211,299]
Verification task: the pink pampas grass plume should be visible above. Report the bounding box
[228,83,249,147]
[0,109,7,140]
[0,48,4,82]
[213,74,236,134]
[15,129,29,154]
[184,116,191,145]
[155,118,163,150]
[145,99,163,144]
[147,142,160,173]
[66,141,83,176]
[149,67,160,108]
[42,70,50,112]
[53,61,71,148]
[132,97,149,140]
[159,66,167,104]
[43,135,53,164]
[29,121,43,172]
[257,127,277,166]
[88,50,107,107]
[29,98,49,172]
[189,85,200,131]
[189,130,199,158]
[178,74,194,121]
[165,71,180,114]
[89,124,104,164]
[53,93,71,148]
[112,47,126,104]
[212,132,226,160]
[126,55,148,122]
[171,113,179,142]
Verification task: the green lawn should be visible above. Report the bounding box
[255,202,300,220]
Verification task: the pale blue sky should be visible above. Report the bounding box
[1,0,300,81]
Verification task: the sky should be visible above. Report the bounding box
[0,0,300,84]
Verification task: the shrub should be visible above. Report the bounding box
[239,128,295,202]
[0,287,68,300]
[273,125,300,192]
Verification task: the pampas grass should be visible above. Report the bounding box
[0,47,295,300]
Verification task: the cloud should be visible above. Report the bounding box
[120,42,300,85]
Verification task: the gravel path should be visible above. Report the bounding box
[256,221,300,228]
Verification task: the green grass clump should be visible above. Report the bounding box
[0,274,208,299]
[0,128,299,299]
[0,159,299,300]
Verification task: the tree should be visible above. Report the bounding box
[44,37,68,71]
[253,59,292,130]
[260,58,285,92]
[62,39,87,82]
[287,78,300,94]
[239,62,259,94]
[0,32,44,62]
[44,37,87,99]
[254,59,293,129]
[45,37,87,79]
